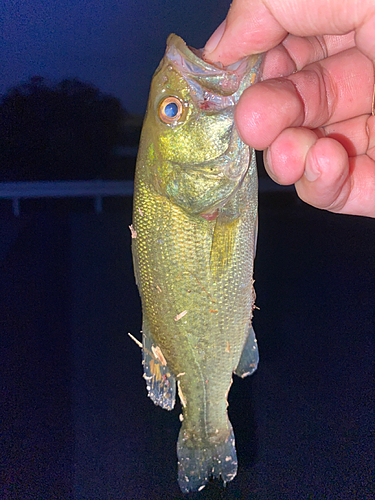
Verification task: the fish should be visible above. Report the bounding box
[131,33,262,493]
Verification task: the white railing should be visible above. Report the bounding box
[0,180,134,216]
[0,178,293,216]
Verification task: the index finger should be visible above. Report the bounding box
[235,47,374,150]
[261,33,355,80]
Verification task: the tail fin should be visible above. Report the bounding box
[177,421,237,493]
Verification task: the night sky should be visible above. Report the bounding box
[0,0,230,115]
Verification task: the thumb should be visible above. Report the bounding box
[204,0,375,67]
[204,0,287,66]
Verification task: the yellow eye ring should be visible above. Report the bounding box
[158,96,183,124]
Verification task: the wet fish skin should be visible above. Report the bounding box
[132,34,262,493]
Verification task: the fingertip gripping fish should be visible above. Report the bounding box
[131,34,262,493]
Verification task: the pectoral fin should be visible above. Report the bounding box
[235,325,259,378]
[142,320,176,410]
[209,215,239,278]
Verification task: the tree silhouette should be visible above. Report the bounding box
[0,76,140,181]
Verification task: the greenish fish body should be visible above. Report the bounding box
[132,34,262,493]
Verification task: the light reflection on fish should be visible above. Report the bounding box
[131,34,262,493]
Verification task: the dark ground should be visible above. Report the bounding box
[1,191,374,499]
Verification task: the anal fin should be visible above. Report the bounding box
[142,321,176,410]
[235,325,259,378]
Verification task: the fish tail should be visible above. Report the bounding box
[177,419,237,493]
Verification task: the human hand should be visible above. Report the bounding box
[204,0,375,217]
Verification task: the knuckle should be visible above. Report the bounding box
[287,64,337,128]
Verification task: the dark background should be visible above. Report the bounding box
[1,1,374,498]
[1,192,374,499]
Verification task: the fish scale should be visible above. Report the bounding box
[132,34,262,493]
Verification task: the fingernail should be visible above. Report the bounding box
[263,148,276,180]
[203,20,226,58]
[304,149,321,182]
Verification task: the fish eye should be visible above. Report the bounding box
[158,96,183,124]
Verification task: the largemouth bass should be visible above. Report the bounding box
[131,34,262,493]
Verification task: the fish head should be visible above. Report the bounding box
[140,34,263,217]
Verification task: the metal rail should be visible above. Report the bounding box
[0,178,293,216]
[0,180,134,216]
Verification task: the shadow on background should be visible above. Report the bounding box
[1,192,374,499]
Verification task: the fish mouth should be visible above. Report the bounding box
[165,33,262,98]
[165,35,256,181]
[190,45,245,72]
